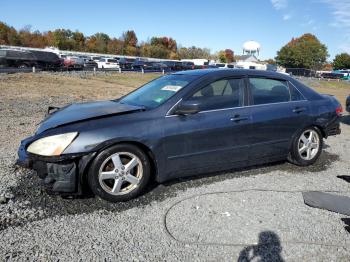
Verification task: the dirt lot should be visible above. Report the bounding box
[0,72,158,157]
[0,72,350,261]
[299,77,350,109]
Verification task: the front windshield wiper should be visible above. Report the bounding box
[117,100,148,110]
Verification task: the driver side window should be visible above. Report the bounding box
[190,78,244,111]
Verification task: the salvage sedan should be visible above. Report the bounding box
[17,69,342,202]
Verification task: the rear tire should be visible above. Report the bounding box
[88,144,151,202]
[288,127,323,166]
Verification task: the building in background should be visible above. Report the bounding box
[235,41,267,70]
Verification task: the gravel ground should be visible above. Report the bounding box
[0,72,350,261]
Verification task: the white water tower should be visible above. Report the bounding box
[243,41,261,56]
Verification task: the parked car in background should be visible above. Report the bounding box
[163,61,183,71]
[0,49,37,68]
[62,56,84,70]
[82,58,98,68]
[17,69,342,202]
[266,64,278,72]
[334,70,350,80]
[194,61,216,69]
[346,95,350,112]
[182,59,209,68]
[91,56,102,63]
[181,61,195,70]
[320,72,343,79]
[150,62,168,71]
[117,57,135,69]
[97,58,120,69]
[131,60,154,70]
[214,63,234,69]
[205,64,219,69]
[30,50,62,70]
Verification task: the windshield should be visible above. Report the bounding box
[120,74,197,109]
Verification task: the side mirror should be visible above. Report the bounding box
[174,100,200,115]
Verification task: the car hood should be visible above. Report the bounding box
[36,100,144,134]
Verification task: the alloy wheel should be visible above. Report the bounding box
[297,129,320,161]
[98,152,143,195]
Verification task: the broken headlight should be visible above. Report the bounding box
[27,132,78,156]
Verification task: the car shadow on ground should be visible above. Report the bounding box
[341,218,350,234]
[337,175,350,184]
[238,231,284,262]
[1,150,339,230]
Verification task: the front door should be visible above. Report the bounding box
[162,77,252,177]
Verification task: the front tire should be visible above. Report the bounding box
[288,127,323,166]
[88,144,151,202]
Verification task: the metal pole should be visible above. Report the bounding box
[119,67,121,73]
[32,66,36,73]
[141,68,144,74]
[162,69,165,75]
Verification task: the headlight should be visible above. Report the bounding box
[27,132,78,156]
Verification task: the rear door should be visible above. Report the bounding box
[247,77,310,159]
[162,77,252,176]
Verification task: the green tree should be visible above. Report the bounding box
[72,31,85,51]
[333,53,350,70]
[178,46,211,59]
[93,33,110,53]
[51,29,74,50]
[124,45,138,56]
[0,21,21,45]
[264,58,276,64]
[107,38,124,55]
[140,43,169,58]
[122,30,138,47]
[85,36,98,52]
[150,37,177,52]
[217,50,226,62]
[224,49,234,63]
[276,33,328,69]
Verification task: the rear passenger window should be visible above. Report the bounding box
[249,78,290,105]
[190,78,244,111]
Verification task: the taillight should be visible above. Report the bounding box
[336,106,343,116]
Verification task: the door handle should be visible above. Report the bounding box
[293,107,306,113]
[230,115,249,122]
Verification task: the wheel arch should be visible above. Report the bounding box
[287,124,324,166]
[312,124,326,138]
[79,140,159,191]
[288,124,325,152]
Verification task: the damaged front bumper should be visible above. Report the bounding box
[16,137,95,195]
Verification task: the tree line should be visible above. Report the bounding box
[1,21,348,69]
[0,21,235,62]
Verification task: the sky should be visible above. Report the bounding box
[1,0,350,60]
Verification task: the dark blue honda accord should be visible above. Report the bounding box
[17,69,342,202]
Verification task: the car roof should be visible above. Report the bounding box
[173,68,290,79]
